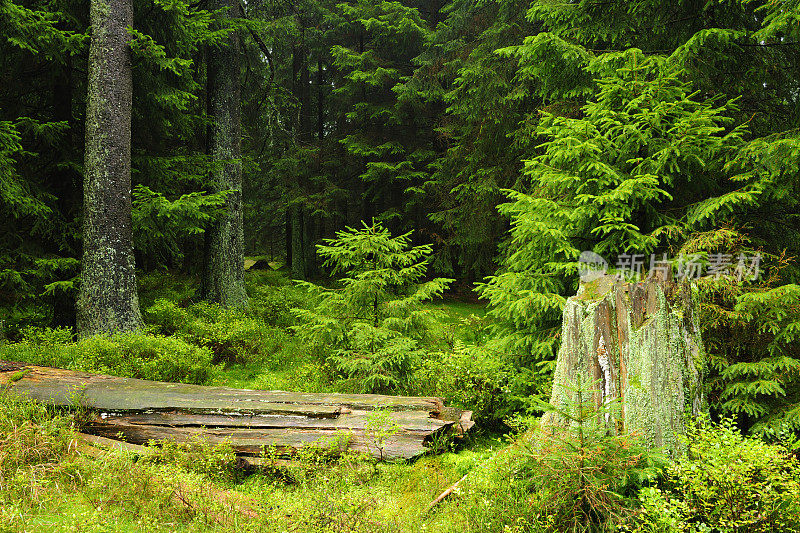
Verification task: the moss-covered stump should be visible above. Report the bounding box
[541,275,704,456]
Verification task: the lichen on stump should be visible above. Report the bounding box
[541,275,704,457]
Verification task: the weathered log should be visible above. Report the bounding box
[0,364,443,413]
[541,275,704,456]
[73,432,155,457]
[87,421,430,460]
[0,362,472,461]
[94,410,449,433]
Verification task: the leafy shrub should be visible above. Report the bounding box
[20,325,73,345]
[149,438,244,484]
[246,268,290,288]
[415,341,549,427]
[248,285,307,329]
[137,270,197,309]
[144,298,191,335]
[627,418,800,533]
[0,331,215,384]
[0,393,74,498]
[184,303,287,364]
[74,334,214,384]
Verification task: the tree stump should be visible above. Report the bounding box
[541,275,704,456]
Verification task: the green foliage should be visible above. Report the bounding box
[149,438,244,485]
[627,418,800,533]
[476,50,745,408]
[445,378,663,533]
[131,186,230,267]
[144,297,192,335]
[522,378,663,532]
[182,303,286,364]
[417,340,540,426]
[0,329,215,384]
[0,393,75,498]
[409,0,538,277]
[696,275,800,437]
[293,221,453,393]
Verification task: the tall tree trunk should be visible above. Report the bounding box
[542,275,704,457]
[201,0,247,308]
[317,60,324,141]
[288,38,311,280]
[77,0,143,338]
[290,204,305,279]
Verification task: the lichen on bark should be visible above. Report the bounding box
[542,275,705,457]
[201,0,247,309]
[77,0,144,338]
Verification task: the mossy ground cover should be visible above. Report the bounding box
[0,269,503,532]
[3,270,800,532]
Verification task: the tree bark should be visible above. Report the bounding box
[201,0,247,308]
[290,203,306,279]
[77,0,143,337]
[542,275,704,457]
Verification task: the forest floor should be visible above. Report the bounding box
[3,270,800,532]
[0,271,514,533]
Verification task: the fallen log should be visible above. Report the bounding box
[0,362,472,461]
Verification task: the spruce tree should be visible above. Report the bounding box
[77,0,144,337]
[201,0,247,308]
[293,221,453,393]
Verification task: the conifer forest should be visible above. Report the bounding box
[3,0,800,531]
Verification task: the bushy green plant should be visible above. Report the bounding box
[0,393,75,498]
[183,303,286,365]
[19,325,73,345]
[519,380,663,532]
[245,268,291,288]
[247,285,307,329]
[137,271,198,309]
[144,298,191,335]
[416,342,530,426]
[627,418,800,533]
[0,331,215,384]
[74,334,215,384]
[446,379,662,533]
[293,221,453,394]
[149,438,244,484]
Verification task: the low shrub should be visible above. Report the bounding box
[149,438,244,484]
[137,270,197,309]
[415,342,539,427]
[245,268,291,288]
[245,284,308,329]
[627,417,800,533]
[0,393,75,499]
[184,304,288,365]
[144,298,191,335]
[75,333,215,384]
[0,330,215,384]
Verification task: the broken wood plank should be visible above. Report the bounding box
[74,432,155,456]
[95,409,449,433]
[87,421,429,460]
[0,363,443,414]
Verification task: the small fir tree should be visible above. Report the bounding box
[293,220,453,393]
